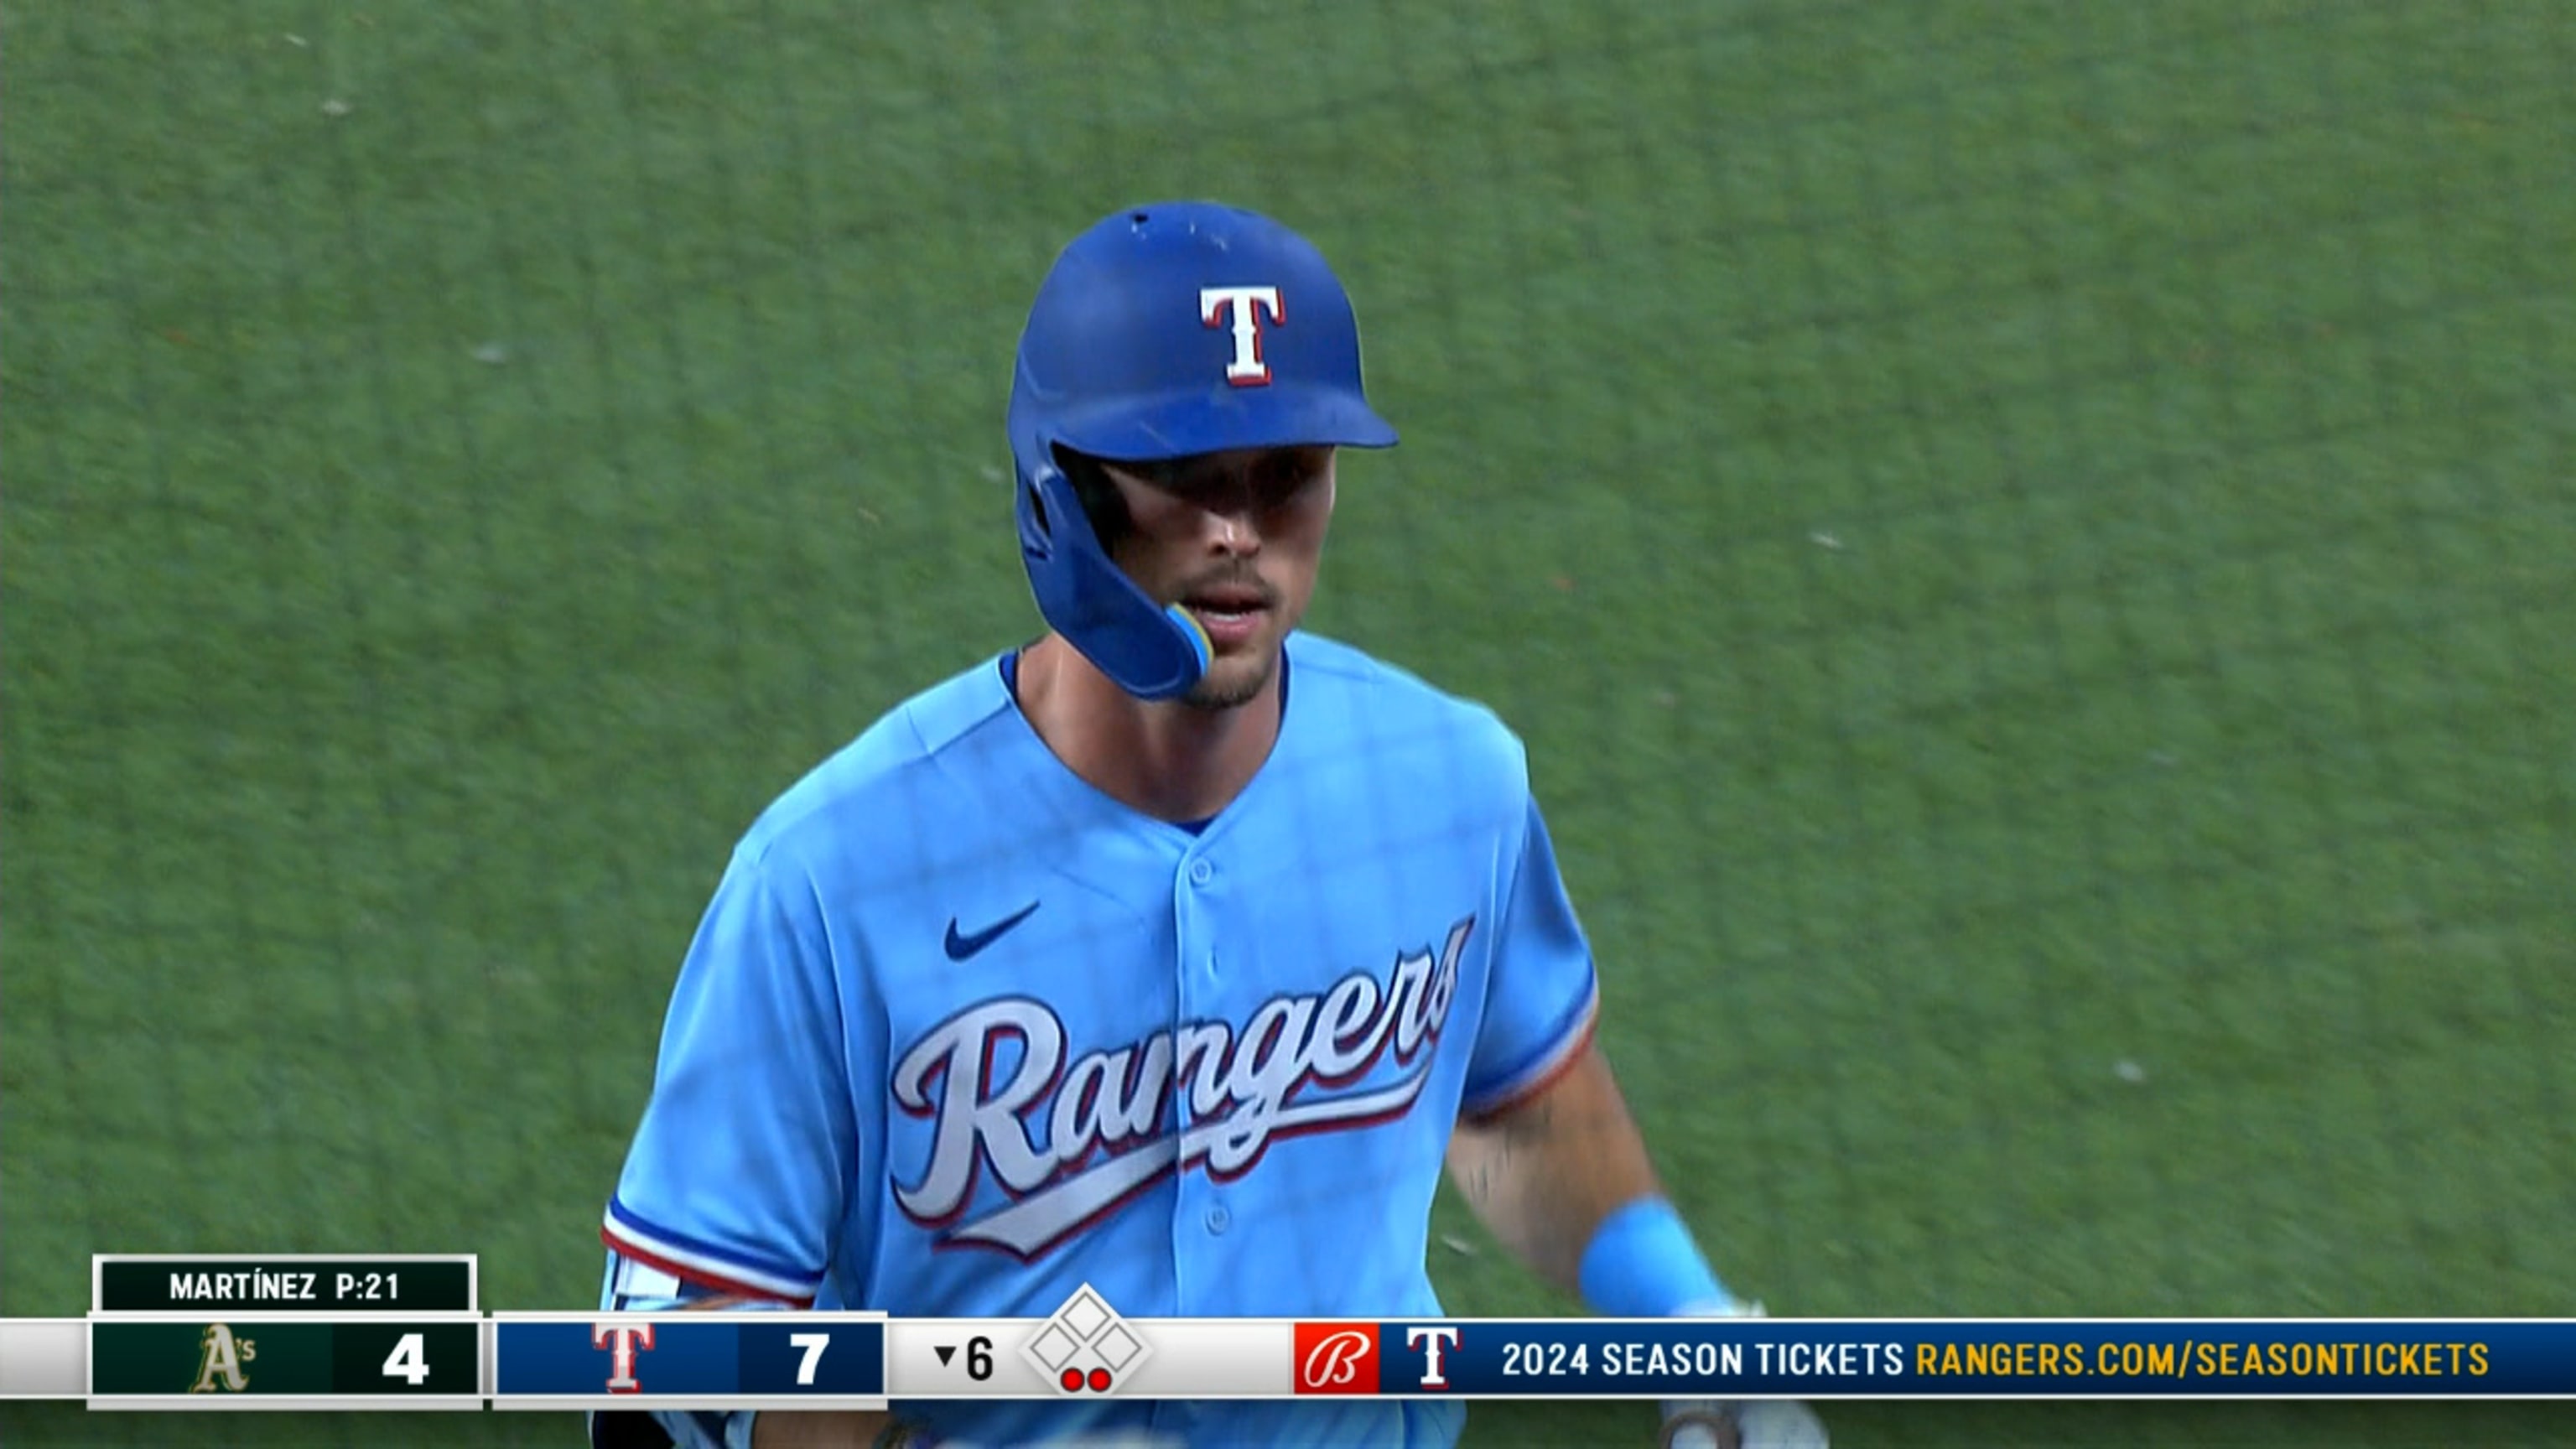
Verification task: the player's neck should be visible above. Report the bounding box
[1015,636,1283,823]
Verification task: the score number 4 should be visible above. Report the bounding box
[383,1332,431,1385]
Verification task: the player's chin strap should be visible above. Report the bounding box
[1659,1301,1833,1449]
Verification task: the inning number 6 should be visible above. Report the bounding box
[790,1332,830,1387]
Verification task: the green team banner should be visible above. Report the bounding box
[87,1317,481,1405]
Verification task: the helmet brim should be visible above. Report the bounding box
[1047,381,1398,465]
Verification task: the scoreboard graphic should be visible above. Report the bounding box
[7,1254,2576,1411]
[83,1254,486,1411]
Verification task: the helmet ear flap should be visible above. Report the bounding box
[1051,444,1135,550]
[1013,445,1208,703]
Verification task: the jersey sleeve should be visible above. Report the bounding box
[600,844,858,1306]
[1459,796,1603,1120]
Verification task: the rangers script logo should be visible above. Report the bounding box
[892,919,1473,1258]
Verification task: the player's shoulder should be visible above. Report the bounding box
[1285,631,1533,793]
[730,653,1023,870]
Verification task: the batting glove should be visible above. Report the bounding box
[1659,1301,1831,1449]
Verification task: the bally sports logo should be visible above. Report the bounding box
[1295,1323,1379,1394]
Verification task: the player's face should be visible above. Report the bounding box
[1102,445,1337,711]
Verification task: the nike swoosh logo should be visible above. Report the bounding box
[943,901,1041,962]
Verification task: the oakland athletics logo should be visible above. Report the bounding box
[190,1323,257,1393]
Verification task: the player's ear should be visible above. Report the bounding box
[1052,445,1135,548]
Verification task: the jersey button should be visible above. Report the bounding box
[1187,860,1213,886]
[1204,1204,1230,1234]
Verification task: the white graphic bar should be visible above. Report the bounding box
[0,1320,86,1399]
[886,1317,1291,1399]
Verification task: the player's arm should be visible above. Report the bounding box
[1444,1041,1677,1304]
[1447,990,1831,1449]
[1452,792,1827,1447]
[1448,794,1735,1317]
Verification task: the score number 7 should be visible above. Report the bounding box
[789,1332,831,1387]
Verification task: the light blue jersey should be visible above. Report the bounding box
[600,632,1601,1448]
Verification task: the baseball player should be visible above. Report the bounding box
[591,202,1827,1449]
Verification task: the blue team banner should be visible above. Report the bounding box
[1356,1320,2575,1398]
[491,1313,886,1410]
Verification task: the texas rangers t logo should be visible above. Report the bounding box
[1200,285,1284,386]
[593,1323,656,1393]
[1408,1326,1461,1389]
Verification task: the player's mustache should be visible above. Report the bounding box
[1171,570,1280,609]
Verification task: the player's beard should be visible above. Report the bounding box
[1182,647,1276,712]
[1166,564,1285,713]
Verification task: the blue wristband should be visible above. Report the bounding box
[1578,1197,1732,1318]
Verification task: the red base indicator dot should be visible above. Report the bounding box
[1088,1368,1112,1392]
[1061,1368,1083,1392]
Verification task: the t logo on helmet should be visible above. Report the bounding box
[1200,285,1284,387]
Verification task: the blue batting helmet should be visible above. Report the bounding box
[1008,201,1399,701]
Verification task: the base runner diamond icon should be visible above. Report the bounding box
[1021,1283,1150,1394]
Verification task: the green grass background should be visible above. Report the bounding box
[8,0,2572,1444]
